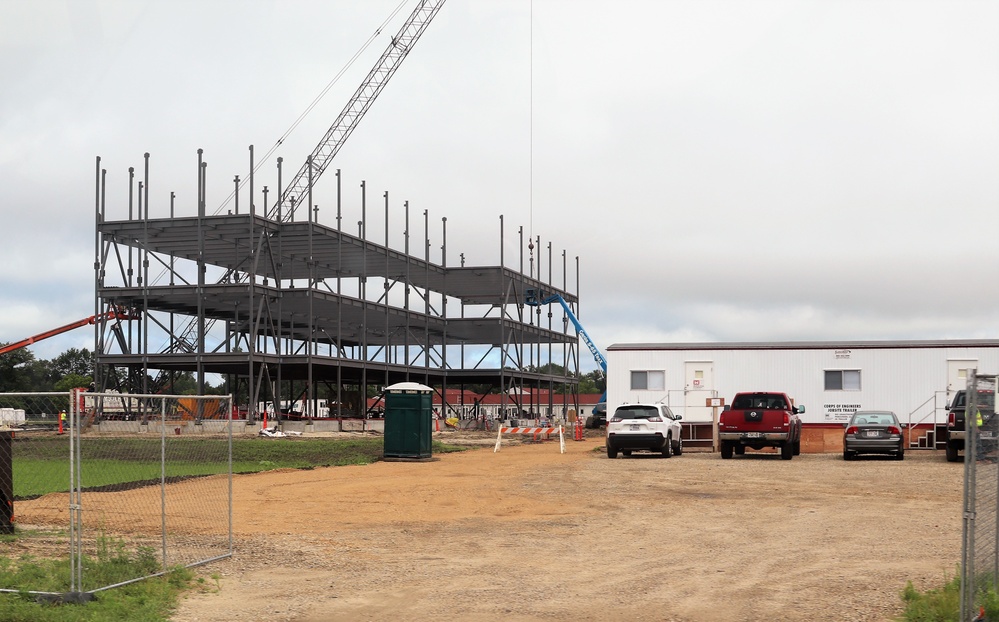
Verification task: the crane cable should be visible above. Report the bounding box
[211,0,411,217]
[529,0,535,278]
[147,2,411,291]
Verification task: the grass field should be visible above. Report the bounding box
[11,436,464,499]
[0,435,467,620]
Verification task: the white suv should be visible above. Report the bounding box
[606,403,683,459]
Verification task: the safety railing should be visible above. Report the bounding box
[904,391,950,449]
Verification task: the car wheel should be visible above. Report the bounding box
[720,440,733,459]
[622,449,632,457]
[673,436,683,456]
[946,443,960,463]
[607,445,618,459]
[661,434,673,458]
[780,441,793,460]
[735,445,746,455]
[793,440,801,456]
[843,450,854,461]
[895,450,905,461]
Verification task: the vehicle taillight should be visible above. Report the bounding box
[846,426,858,435]
[948,412,956,427]
[886,426,901,435]
[647,416,662,422]
[783,413,790,425]
[718,412,726,425]
[610,417,622,423]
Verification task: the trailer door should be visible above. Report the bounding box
[684,361,714,423]
[948,359,978,404]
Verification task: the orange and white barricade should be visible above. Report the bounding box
[493,425,565,454]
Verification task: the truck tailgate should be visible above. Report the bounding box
[736,410,787,430]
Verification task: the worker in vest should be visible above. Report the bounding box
[60,410,66,424]
[976,408,996,462]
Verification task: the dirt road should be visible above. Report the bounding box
[168,433,963,621]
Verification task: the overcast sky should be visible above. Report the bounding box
[2,0,998,371]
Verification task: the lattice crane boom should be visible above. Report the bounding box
[158,0,447,362]
[272,0,448,219]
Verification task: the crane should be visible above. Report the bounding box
[0,309,134,357]
[524,288,607,414]
[273,0,448,218]
[160,0,448,363]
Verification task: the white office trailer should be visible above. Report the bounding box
[605,340,999,427]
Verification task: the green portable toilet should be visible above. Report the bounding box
[383,382,434,459]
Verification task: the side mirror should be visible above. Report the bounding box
[675,414,683,421]
[796,405,806,414]
[842,422,849,428]
[723,405,731,411]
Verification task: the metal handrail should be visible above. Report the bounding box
[905,391,949,448]
[906,391,949,426]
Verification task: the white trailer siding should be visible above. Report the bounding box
[606,341,999,425]
[0,408,25,426]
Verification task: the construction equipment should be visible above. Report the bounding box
[0,309,134,357]
[272,0,448,218]
[159,0,448,366]
[524,288,607,411]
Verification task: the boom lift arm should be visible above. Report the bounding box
[0,309,134,357]
[525,289,606,373]
[525,289,607,414]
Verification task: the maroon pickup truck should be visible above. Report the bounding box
[717,392,804,460]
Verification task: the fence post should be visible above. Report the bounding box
[0,431,13,534]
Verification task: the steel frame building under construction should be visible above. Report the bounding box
[88,1,591,422]
[92,152,588,422]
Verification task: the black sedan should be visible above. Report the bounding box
[843,410,905,461]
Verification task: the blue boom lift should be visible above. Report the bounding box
[524,289,607,417]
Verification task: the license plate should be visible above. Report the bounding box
[865,430,879,437]
[744,432,763,438]
[629,424,640,431]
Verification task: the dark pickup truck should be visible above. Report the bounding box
[945,389,996,462]
[718,391,804,460]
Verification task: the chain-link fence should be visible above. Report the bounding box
[0,391,232,598]
[961,374,999,620]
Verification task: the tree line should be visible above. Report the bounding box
[0,346,606,398]
[0,346,221,395]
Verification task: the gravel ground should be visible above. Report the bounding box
[150,432,964,621]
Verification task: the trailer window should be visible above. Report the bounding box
[630,370,665,391]
[825,370,861,391]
